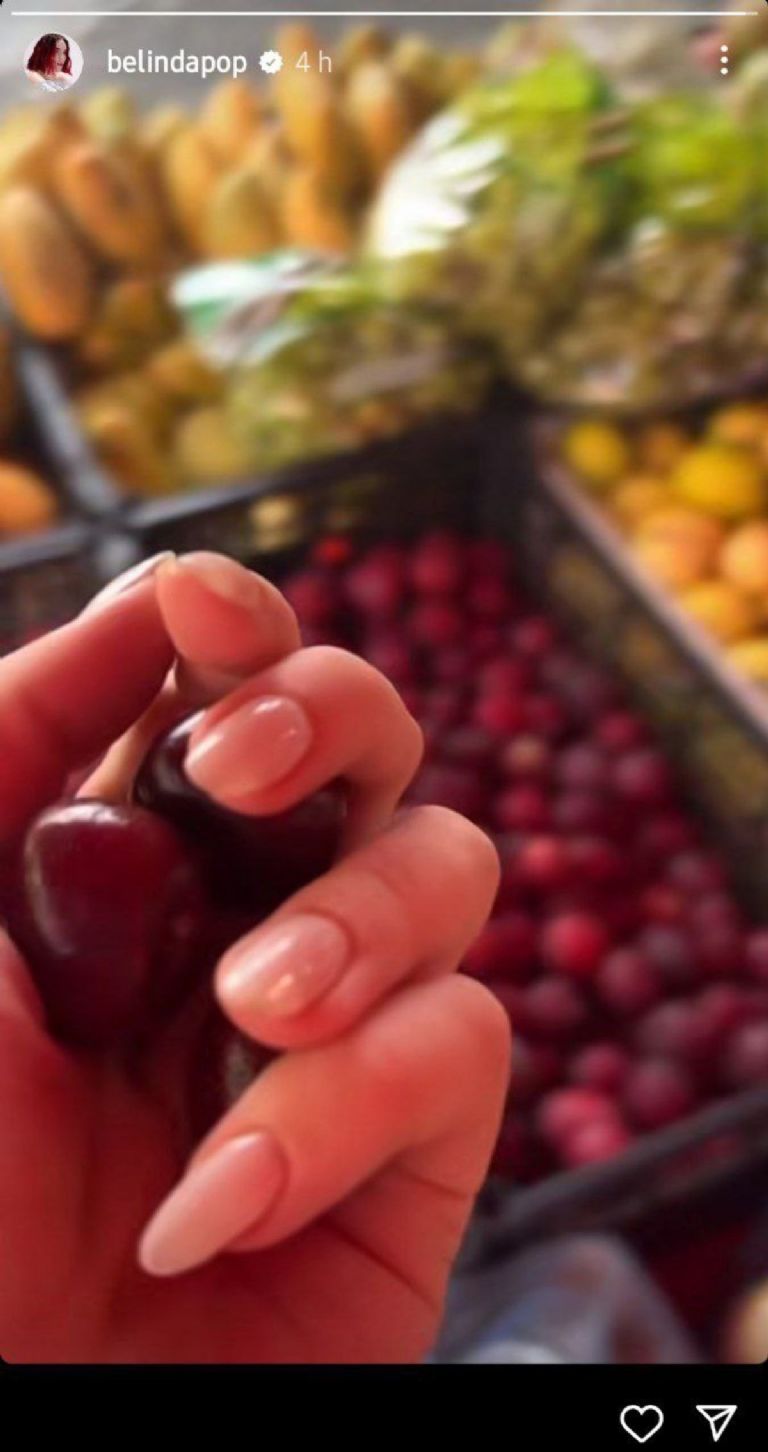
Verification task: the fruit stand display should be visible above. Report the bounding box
[111,425,768,1244]
[0,22,479,499]
[557,406,768,682]
[3,13,768,1266]
[522,405,768,912]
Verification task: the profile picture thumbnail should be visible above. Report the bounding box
[25,33,84,93]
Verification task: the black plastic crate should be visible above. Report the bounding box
[0,338,118,648]
[127,413,484,567]
[14,342,125,522]
[13,360,768,1247]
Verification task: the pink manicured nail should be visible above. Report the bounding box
[170,552,267,612]
[138,1132,287,1277]
[219,913,350,1018]
[83,552,175,615]
[185,696,312,800]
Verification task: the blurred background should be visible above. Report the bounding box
[4,0,768,1364]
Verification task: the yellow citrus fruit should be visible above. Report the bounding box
[636,422,690,474]
[679,579,760,645]
[708,401,768,449]
[561,419,631,491]
[726,637,768,684]
[672,443,766,521]
[633,508,723,592]
[720,520,768,594]
[0,461,57,534]
[611,475,670,528]
[637,507,723,556]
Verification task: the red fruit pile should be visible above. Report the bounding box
[282,530,768,1183]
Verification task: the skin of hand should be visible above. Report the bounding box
[0,551,510,1365]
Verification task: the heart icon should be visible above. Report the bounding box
[620,1406,664,1444]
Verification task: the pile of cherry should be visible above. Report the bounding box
[283,530,768,1182]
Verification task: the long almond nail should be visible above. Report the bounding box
[169,552,266,612]
[219,913,350,1019]
[185,695,312,801]
[83,552,175,615]
[138,1132,286,1278]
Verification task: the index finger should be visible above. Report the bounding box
[0,568,172,842]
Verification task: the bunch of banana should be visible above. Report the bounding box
[0,22,469,328]
[0,20,480,497]
[0,187,95,340]
[0,102,174,344]
[74,275,177,374]
[75,338,253,496]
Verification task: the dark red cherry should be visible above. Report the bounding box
[134,712,346,915]
[5,800,209,1049]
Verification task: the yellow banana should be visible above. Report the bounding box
[83,400,178,496]
[80,87,138,143]
[198,79,265,163]
[389,35,447,119]
[77,276,176,374]
[203,166,280,259]
[161,125,222,253]
[0,109,55,195]
[101,275,176,345]
[272,66,363,201]
[337,24,391,78]
[140,104,189,160]
[0,187,94,340]
[345,61,415,182]
[242,125,291,214]
[146,339,223,406]
[273,22,322,70]
[76,323,134,374]
[280,165,355,253]
[55,140,170,267]
[174,405,252,484]
[78,375,170,443]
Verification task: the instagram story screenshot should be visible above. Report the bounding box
[0,0,767,1414]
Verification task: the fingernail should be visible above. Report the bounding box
[138,1131,287,1278]
[219,913,351,1018]
[185,695,312,800]
[170,552,266,612]
[83,552,175,615]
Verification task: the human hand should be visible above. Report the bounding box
[0,551,509,1364]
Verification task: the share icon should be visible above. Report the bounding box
[696,1406,738,1444]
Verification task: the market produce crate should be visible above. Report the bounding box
[126,408,768,1253]
[19,332,487,558]
[471,1083,768,1259]
[13,369,768,1247]
[125,412,484,566]
[0,340,121,649]
[15,342,126,521]
[490,412,768,918]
